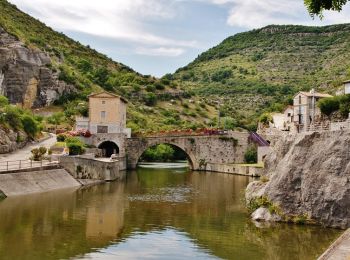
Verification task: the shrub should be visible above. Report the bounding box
[211,69,232,82]
[30,146,47,161]
[4,106,22,130]
[21,115,39,138]
[144,93,157,106]
[244,146,257,164]
[0,96,9,107]
[146,85,156,92]
[57,134,66,142]
[318,97,340,116]
[259,113,273,126]
[66,137,85,155]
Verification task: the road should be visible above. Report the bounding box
[0,134,57,163]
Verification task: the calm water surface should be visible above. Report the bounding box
[0,163,341,260]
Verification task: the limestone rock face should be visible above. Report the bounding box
[246,130,350,228]
[0,27,76,108]
[0,127,27,154]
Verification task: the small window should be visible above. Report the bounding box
[101,111,106,119]
[102,101,106,104]
[288,113,291,117]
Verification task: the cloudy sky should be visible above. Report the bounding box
[8,0,350,77]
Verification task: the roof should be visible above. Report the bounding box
[88,91,128,103]
[295,91,333,98]
[343,80,350,84]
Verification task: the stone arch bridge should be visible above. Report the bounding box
[85,132,250,171]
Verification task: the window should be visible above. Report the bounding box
[101,111,106,119]
[102,100,106,104]
[299,95,302,104]
[287,113,291,117]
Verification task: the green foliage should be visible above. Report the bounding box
[47,112,65,127]
[66,137,85,155]
[143,93,157,106]
[140,144,175,162]
[30,146,47,161]
[0,96,9,107]
[244,146,257,164]
[259,113,273,125]
[57,134,66,142]
[211,69,232,82]
[4,105,22,130]
[21,115,39,138]
[304,0,348,16]
[318,94,350,117]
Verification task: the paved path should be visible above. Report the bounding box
[318,229,350,260]
[0,134,57,162]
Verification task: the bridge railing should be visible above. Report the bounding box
[0,159,58,173]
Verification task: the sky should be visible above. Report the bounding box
[8,0,350,77]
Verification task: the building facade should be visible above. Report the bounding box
[75,92,131,137]
[293,89,332,132]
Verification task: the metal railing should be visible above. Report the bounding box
[0,160,58,173]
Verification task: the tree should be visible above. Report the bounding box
[318,97,339,116]
[47,112,64,131]
[305,0,348,16]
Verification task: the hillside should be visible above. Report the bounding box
[173,24,350,129]
[0,0,215,133]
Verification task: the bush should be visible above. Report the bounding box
[4,106,22,130]
[144,93,157,106]
[0,96,9,107]
[318,97,340,116]
[66,137,85,155]
[57,134,66,142]
[244,146,257,164]
[259,113,273,126]
[30,146,47,161]
[21,115,39,138]
[146,85,156,92]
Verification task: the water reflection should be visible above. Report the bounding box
[0,165,341,260]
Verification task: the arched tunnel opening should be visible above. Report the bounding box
[138,144,193,168]
[98,141,120,158]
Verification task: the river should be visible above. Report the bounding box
[0,163,341,259]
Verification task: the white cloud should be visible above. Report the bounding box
[205,0,350,28]
[9,0,196,48]
[135,47,185,57]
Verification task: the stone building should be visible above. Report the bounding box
[75,91,131,137]
[293,89,332,132]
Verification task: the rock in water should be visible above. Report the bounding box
[251,207,282,222]
[246,130,350,228]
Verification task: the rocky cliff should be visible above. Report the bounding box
[246,130,350,228]
[0,26,76,108]
[0,126,27,154]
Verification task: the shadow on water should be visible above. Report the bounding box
[0,164,342,260]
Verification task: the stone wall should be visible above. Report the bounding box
[0,168,81,196]
[59,156,124,181]
[205,162,262,176]
[126,131,250,170]
[0,127,27,154]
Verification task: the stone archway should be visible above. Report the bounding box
[135,143,195,170]
[98,141,120,158]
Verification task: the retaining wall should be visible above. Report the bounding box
[59,156,124,181]
[205,163,262,177]
[0,169,81,196]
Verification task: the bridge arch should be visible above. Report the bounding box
[98,141,120,158]
[135,142,195,170]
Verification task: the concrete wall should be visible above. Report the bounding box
[59,156,124,181]
[0,169,81,196]
[126,131,249,170]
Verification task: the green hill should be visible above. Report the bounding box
[0,0,215,133]
[173,24,350,129]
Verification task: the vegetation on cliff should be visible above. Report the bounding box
[174,24,350,129]
[0,95,41,139]
[0,0,214,132]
